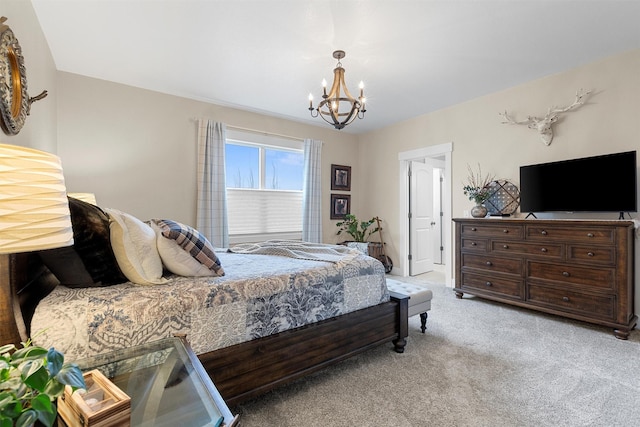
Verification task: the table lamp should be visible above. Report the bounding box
[0,143,74,345]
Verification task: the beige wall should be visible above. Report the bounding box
[56,72,360,242]
[0,0,57,151]
[358,48,640,308]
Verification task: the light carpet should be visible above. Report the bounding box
[232,278,640,427]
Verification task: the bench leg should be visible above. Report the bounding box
[419,312,428,333]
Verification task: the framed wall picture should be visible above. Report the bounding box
[330,194,351,219]
[331,164,351,191]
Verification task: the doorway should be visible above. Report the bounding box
[398,143,452,286]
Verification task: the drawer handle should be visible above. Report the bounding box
[471,227,477,231]
[541,230,548,236]
[485,281,493,287]
[562,296,570,302]
[486,261,493,266]
[470,242,477,246]
[503,229,509,233]
[587,252,594,257]
[503,244,509,249]
[587,233,594,238]
[562,271,570,277]
[541,247,547,253]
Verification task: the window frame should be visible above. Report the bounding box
[225,129,304,244]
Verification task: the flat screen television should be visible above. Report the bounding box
[519,150,637,216]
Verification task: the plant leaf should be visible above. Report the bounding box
[22,362,49,392]
[31,393,53,412]
[43,380,64,398]
[11,346,47,362]
[15,410,38,427]
[0,344,15,355]
[0,393,15,411]
[32,394,56,427]
[37,408,57,427]
[46,348,63,377]
[56,364,86,389]
[0,416,13,427]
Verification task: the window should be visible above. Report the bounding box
[225,129,304,243]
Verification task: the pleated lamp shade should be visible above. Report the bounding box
[0,143,74,254]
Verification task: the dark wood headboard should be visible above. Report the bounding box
[0,253,59,346]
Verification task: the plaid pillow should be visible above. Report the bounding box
[152,219,224,276]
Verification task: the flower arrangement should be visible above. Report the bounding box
[463,163,495,205]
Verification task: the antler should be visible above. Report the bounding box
[546,89,592,116]
[499,110,535,126]
[499,89,592,146]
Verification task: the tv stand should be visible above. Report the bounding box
[453,218,637,339]
[525,212,537,219]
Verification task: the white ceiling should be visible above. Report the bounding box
[31,0,640,134]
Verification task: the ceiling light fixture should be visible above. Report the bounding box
[308,50,366,130]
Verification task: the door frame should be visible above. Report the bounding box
[398,142,453,286]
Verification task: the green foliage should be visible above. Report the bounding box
[0,339,85,427]
[335,214,380,242]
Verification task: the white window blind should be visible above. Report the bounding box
[227,189,302,243]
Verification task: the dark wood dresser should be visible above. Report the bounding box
[453,218,637,339]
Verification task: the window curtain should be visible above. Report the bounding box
[302,139,323,243]
[196,119,229,247]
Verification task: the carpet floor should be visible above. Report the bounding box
[231,277,640,427]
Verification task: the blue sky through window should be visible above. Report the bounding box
[226,143,303,190]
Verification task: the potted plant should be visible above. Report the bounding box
[462,163,495,218]
[336,214,380,254]
[0,338,86,427]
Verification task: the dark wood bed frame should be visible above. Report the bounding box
[0,253,409,407]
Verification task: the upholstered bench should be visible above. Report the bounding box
[385,278,433,333]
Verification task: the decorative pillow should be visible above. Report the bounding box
[105,208,167,285]
[150,219,224,277]
[39,197,126,287]
[38,246,95,287]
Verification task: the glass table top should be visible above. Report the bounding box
[72,337,236,427]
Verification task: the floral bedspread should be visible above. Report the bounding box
[31,249,388,361]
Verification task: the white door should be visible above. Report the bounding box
[432,168,444,264]
[409,161,434,275]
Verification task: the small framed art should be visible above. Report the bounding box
[330,194,351,219]
[331,164,351,191]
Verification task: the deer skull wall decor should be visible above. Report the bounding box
[499,89,592,146]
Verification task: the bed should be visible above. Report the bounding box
[0,200,408,406]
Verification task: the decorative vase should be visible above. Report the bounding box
[470,204,488,218]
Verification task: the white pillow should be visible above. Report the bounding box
[104,208,167,285]
[149,220,219,277]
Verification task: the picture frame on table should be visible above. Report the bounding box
[331,164,351,191]
[330,194,351,220]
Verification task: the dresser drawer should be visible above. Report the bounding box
[491,240,562,258]
[527,261,614,290]
[461,224,523,239]
[567,245,615,266]
[462,238,487,252]
[527,284,615,321]
[462,253,522,275]
[526,225,614,244]
[461,273,523,299]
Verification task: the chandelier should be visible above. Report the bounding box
[308,50,366,130]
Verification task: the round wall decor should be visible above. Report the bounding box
[0,17,29,135]
[484,180,520,216]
